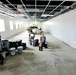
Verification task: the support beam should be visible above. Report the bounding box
[20,0,32,18]
[40,0,51,18]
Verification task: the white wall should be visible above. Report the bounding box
[42,21,52,33]
[43,9,76,49]
[0,13,29,39]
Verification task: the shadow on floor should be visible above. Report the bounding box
[24,47,34,51]
[43,42,62,52]
[47,42,61,49]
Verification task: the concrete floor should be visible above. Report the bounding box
[0,31,76,75]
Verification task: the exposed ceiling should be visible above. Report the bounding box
[0,0,76,21]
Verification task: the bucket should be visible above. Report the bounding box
[2,52,6,58]
[10,48,16,56]
[17,46,23,54]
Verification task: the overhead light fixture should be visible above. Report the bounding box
[41,14,54,17]
[16,9,20,13]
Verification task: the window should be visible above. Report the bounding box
[0,19,5,32]
[19,24,22,28]
[10,21,13,30]
[16,22,18,29]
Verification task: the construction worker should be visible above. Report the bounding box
[39,33,46,51]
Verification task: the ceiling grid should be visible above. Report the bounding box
[0,0,76,21]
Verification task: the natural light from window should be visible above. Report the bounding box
[16,22,18,29]
[0,19,5,32]
[10,21,13,30]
